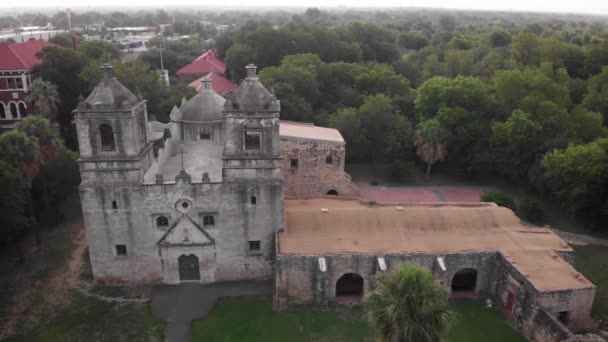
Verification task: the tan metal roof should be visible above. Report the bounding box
[279,198,594,292]
[279,121,344,143]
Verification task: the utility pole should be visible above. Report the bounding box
[159,34,164,71]
[67,8,72,31]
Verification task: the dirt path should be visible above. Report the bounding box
[0,218,85,340]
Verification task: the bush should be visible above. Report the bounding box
[481,191,517,211]
[387,160,414,182]
[520,198,544,223]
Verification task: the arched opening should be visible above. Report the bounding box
[99,124,116,151]
[178,254,200,281]
[451,268,477,295]
[18,102,26,117]
[9,103,18,119]
[325,155,333,165]
[336,273,364,302]
[327,190,338,196]
[0,103,5,119]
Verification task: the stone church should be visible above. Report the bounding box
[76,63,601,342]
[75,63,355,284]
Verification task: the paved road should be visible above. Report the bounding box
[151,281,273,342]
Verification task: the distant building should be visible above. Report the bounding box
[0,38,53,129]
[178,49,236,94]
[176,49,226,76]
[187,72,236,95]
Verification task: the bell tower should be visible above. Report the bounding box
[74,63,151,184]
[222,64,282,181]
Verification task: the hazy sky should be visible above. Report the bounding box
[3,0,608,16]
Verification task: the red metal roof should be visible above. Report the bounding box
[188,72,237,94]
[0,39,53,71]
[176,49,227,76]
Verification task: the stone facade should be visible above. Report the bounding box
[281,134,358,197]
[274,249,599,341]
[76,64,281,284]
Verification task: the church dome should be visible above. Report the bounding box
[82,64,140,110]
[179,76,225,122]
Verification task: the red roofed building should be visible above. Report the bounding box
[176,49,227,76]
[187,72,237,95]
[0,38,53,127]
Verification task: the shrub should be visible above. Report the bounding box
[481,191,517,211]
[387,160,414,182]
[520,198,544,223]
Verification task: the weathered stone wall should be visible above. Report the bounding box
[281,137,358,197]
[487,253,598,342]
[80,177,282,284]
[275,249,600,342]
[274,250,497,306]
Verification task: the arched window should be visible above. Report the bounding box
[156,216,169,228]
[336,273,364,302]
[9,103,17,119]
[18,102,26,117]
[0,103,5,119]
[325,155,333,165]
[203,215,215,226]
[99,124,116,151]
[451,268,477,294]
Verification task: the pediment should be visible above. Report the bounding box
[157,215,214,246]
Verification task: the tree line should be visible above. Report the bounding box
[216,14,608,229]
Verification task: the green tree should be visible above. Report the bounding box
[413,119,447,177]
[398,31,428,50]
[329,94,412,163]
[0,161,30,263]
[583,66,608,123]
[79,40,121,61]
[415,76,488,119]
[17,116,62,231]
[365,264,453,342]
[488,30,511,48]
[32,145,80,225]
[26,79,60,120]
[225,43,254,82]
[511,32,541,65]
[491,109,542,180]
[0,130,41,184]
[38,46,89,149]
[542,138,608,226]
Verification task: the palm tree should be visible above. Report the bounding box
[365,264,453,342]
[26,79,60,120]
[413,119,447,178]
[0,131,40,260]
[17,116,62,245]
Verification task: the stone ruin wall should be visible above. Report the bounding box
[274,249,601,342]
[280,137,358,198]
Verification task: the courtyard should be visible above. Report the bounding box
[190,296,525,342]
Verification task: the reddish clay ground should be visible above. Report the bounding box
[358,184,483,203]
[439,187,483,202]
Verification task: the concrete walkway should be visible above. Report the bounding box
[151,281,273,342]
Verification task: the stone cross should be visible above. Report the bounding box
[179,144,185,171]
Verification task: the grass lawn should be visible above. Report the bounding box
[191,296,525,342]
[6,291,164,342]
[574,244,608,320]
